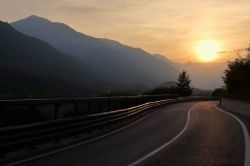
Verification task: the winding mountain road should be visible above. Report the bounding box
[17,101,249,166]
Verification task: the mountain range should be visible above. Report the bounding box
[0,20,110,98]
[11,16,179,89]
[0,16,181,98]
[0,15,226,98]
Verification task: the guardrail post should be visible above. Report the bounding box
[125,98,129,108]
[74,102,78,115]
[0,106,4,112]
[87,101,91,114]
[117,99,120,110]
[28,104,36,112]
[136,97,140,105]
[120,98,124,109]
[54,104,60,120]
[98,100,102,112]
[0,106,5,127]
[110,99,113,111]
[107,99,111,111]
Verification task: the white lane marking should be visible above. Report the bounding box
[5,106,162,166]
[128,103,201,166]
[6,102,201,166]
[215,105,250,166]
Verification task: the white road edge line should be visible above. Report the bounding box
[128,103,201,166]
[5,105,163,166]
[215,105,250,166]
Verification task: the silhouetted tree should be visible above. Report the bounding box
[223,46,250,99]
[177,71,192,96]
[212,88,226,97]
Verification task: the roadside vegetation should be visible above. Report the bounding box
[146,71,193,96]
[212,88,226,98]
[213,46,250,100]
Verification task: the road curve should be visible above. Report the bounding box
[140,102,245,166]
[17,101,246,166]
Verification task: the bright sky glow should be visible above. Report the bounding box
[195,39,221,62]
[1,0,250,62]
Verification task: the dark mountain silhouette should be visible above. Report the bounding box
[0,21,108,98]
[11,15,180,88]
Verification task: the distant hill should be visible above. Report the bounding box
[178,62,227,90]
[151,54,226,90]
[0,21,109,98]
[12,16,180,88]
[156,81,177,88]
[192,88,212,96]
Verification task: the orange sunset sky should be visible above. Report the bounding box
[1,0,250,62]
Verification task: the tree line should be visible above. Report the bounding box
[213,46,250,100]
[146,71,193,96]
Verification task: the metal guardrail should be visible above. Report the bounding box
[0,94,178,106]
[0,97,219,160]
[0,94,177,127]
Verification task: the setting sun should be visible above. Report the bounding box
[195,39,221,62]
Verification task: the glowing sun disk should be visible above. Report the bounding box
[195,39,220,62]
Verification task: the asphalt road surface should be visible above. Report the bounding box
[18,101,246,166]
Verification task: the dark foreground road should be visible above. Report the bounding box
[18,101,246,166]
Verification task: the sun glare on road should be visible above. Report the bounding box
[195,39,221,62]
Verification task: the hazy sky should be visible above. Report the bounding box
[1,0,250,62]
